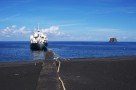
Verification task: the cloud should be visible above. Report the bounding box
[1,25,135,41]
[92,28,136,41]
[59,24,79,27]
[65,27,136,41]
[0,25,65,38]
[0,25,31,37]
[41,26,65,36]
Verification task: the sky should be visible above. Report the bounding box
[0,0,136,41]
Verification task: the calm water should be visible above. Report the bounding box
[0,41,136,61]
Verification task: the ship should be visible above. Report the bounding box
[30,31,48,51]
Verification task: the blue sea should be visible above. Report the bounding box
[0,41,136,62]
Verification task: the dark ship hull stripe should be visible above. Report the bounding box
[30,43,48,51]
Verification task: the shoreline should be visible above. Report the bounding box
[0,55,136,64]
[60,55,136,61]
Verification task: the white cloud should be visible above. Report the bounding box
[0,25,65,38]
[59,24,79,27]
[1,25,135,41]
[92,28,136,41]
[65,27,136,41]
[0,25,31,37]
[41,26,65,36]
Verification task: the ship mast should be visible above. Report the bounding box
[38,23,39,31]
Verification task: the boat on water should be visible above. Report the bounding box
[30,31,48,51]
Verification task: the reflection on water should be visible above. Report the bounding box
[31,51,46,60]
[30,49,60,61]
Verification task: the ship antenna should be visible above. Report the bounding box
[38,23,39,31]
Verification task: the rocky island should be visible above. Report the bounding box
[109,37,117,43]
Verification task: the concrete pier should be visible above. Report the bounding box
[36,60,62,90]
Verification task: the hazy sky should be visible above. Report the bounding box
[0,0,136,41]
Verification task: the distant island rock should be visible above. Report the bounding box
[109,38,117,43]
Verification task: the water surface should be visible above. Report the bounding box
[0,41,136,61]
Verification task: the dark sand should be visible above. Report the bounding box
[1,56,136,90]
[60,57,136,90]
[0,61,43,90]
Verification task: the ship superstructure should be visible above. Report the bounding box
[30,31,48,50]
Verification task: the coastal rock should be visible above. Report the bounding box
[109,38,117,43]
